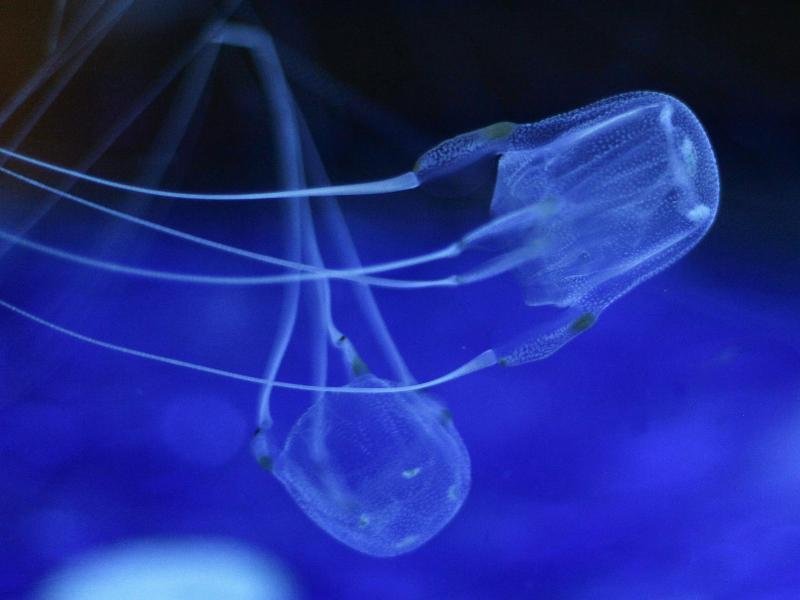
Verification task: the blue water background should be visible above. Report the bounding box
[0,2,798,598]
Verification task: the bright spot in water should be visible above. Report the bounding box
[35,537,299,600]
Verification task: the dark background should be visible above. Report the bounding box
[0,1,798,598]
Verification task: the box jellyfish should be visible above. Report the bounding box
[413,91,720,363]
[257,374,470,557]
[0,3,718,559]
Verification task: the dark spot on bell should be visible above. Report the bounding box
[570,312,596,333]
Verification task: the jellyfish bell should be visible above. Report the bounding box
[416,92,720,364]
[269,373,471,557]
[494,92,719,299]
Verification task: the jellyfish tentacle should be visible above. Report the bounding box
[0,295,495,394]
[0,297,267,385]
[298,199,334,464]
[2,2,109,163]
[0,144,420,201]
[8,114,622,292]
[0,164,465,285]
[244,26,305,432]
[238,19,396,447]
[0,17,510,291]
[298,198,362,371]
[454,245,543,286]
[321,197,417,377]
[1,3,241,262]
[298,117,415,383]
[3,3,422,202]
[47,3,240,188]
[0,0,132,260]
[80,42,222,266]
[256,201,303,429]
[3,163,555,289]
[0,224,460,288]
[45,0,69,55]
[297,100,417,385]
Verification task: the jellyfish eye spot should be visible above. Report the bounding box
[569,312,596,333]
[402,467,422,479]
[257,455,273,472]
[482,121,516,141]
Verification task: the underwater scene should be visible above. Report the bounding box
[0,1,797,598]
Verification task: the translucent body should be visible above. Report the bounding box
[417,91,720,363]
[272,374,471,557]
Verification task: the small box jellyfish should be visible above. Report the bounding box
[0,2,717,557]
[260,375,471,558]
